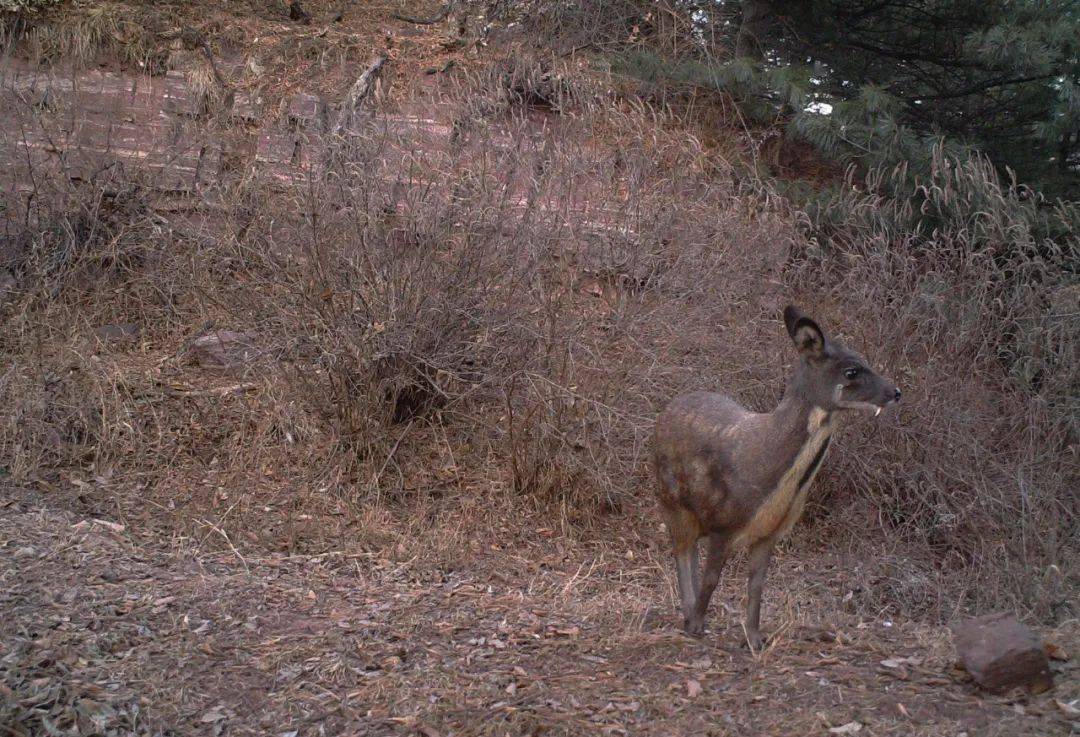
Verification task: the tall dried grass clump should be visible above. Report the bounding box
[790,147,1079,619]
[1,1,157,68]
[0,175,228,479]
[0,0,58,14]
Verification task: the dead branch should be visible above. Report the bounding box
[390,3,452,25]
[159,382,259,398]
[332,53,388,134]
[424,60,456,75]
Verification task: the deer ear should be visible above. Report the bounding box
[783,305,825,358]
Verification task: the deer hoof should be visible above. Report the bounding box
[684,617,706,638]
[744,630,767,651]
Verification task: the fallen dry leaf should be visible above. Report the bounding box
[880,656,922,668]
[1044,642,1069,661]
[1056,699,1080,719]
[200,708,226,723]
[71,519,126,534]
[685,679,702,698]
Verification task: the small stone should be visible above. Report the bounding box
[231,92,262,121]
[286,92,327,129]
[0,270,16,299]
[951,613,1053,694]
[94,323,140,342]
[190,330,257,367]
[14,546,37,558]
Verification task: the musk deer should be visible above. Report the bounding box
[653,306,900,649]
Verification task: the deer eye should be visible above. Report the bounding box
[844,367,860,380]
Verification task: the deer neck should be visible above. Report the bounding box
[769,393,833,444]
[733,393,836,546]
[758,392,835,498]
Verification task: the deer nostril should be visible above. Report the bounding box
[894,388,902,403]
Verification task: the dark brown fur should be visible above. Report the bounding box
[652,306,900,649]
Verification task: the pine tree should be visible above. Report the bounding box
[733,0,1080,197]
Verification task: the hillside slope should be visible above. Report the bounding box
[0,2,1076,735]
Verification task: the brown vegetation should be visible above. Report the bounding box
[0,2,1077,734]
[3,56,1074,620]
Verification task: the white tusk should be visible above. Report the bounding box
[875,407,882,417]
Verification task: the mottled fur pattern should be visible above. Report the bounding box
[653,306,901,649]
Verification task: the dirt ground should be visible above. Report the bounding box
[2,484,1076,737]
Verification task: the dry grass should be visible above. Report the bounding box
[1,1,160,68]
[0,0,1075,682]
[788,150,1080,621]
[0,3,1077,733]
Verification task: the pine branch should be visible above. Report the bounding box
[912,73,1060,103]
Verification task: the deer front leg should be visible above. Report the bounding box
[690,542,701,599]
[744,538,775,650]
[685,531,731,637]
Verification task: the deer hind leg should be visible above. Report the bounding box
[663,504,702,627]
[686,530,731,637]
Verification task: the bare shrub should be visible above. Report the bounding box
[210,79,723,512]
[231,152,539,483]
[2,184,158,303]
